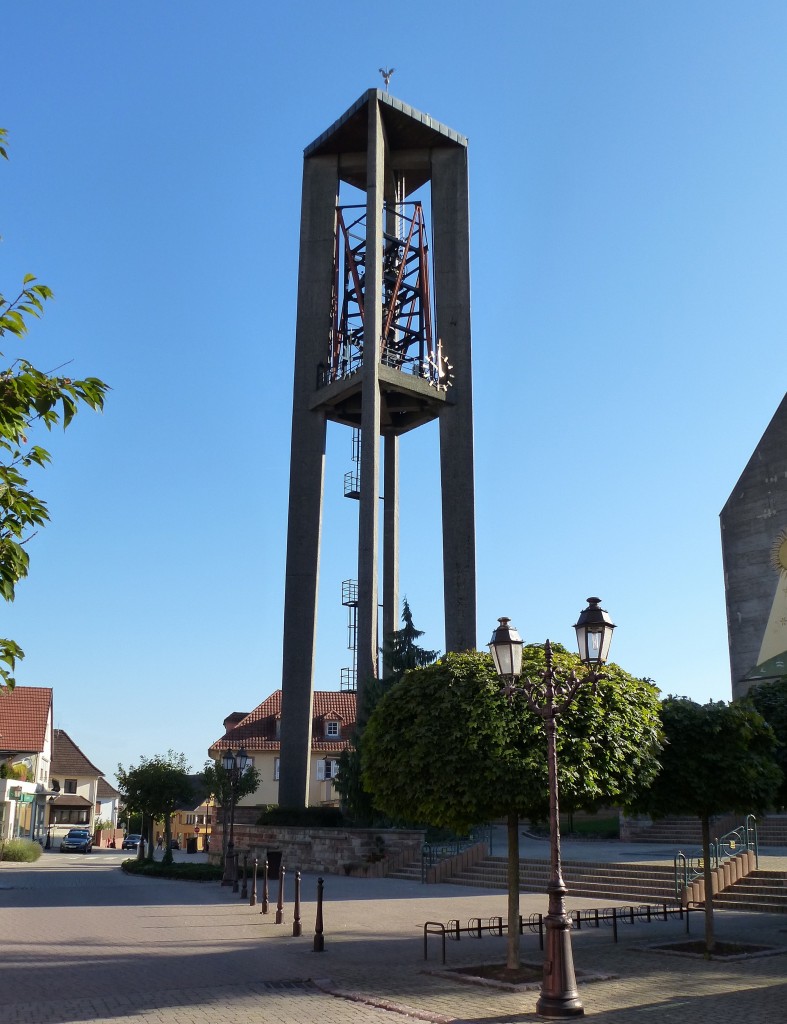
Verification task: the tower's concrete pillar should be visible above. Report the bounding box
[278,156,338,808]
[432,147,477,653]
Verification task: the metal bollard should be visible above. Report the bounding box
[313,876,325,952]
[232,850,240,894]
[261,858,269,914]
[250,857,258,907]
[240,852,248,899]
[292,869,302,936]
[275,864,286,925]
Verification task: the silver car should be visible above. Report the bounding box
[60,828,93,854]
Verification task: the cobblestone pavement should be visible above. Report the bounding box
[1,848,786,1023]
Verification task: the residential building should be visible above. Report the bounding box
[208,690,356,809]
[169,774,216,851]
[0,686,55,841]
[96,778,121,829]
[48,728,104,840]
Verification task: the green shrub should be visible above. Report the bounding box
[121,858,222,882]
[256,805,345,828]
[0,838,43,862]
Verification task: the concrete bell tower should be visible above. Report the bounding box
[278,90,476,807]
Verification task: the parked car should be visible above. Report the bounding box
[60,828,93,854]
[121,834,142,850]
[169,838,180,850]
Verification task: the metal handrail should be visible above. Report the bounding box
[674,815,757,897]
[421,825,492,883]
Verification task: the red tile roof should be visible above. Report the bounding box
[209,690,356,754]
[0,686,52,754]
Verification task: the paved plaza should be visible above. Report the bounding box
[1,844,786,1023]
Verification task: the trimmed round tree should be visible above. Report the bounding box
[362,646,662,968]
[634,696,782,955]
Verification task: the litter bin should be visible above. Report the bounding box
[266,849,282,879]
[186,836,198,854]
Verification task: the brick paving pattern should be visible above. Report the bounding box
[1,845,786,1022]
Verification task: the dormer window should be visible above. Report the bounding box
[325,720,340,739]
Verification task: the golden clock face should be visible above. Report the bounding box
[771,529,787,574]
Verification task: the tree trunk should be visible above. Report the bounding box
[506,811,520,970]
[163,819,173,865]
[701,814,715,956]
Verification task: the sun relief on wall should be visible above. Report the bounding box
[746,528,787,683]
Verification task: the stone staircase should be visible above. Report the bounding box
[387,860,423,883]
[713,870,787,913]
[625,814,787,847]
[390,853,787,914]
[441,856,678,905]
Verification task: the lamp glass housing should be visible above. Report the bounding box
[574,598,615,666]
[236,748,250,775]
[488,617,524,679]
[221,749,236,773]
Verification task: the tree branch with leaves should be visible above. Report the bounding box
[0,127,108,689]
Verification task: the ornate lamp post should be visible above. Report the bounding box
[220,747,249,889]
[489,598,615,1019]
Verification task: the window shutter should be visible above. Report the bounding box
[317,760,326,781]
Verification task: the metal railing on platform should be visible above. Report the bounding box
[674,814,758,899]
[420,825,492,883]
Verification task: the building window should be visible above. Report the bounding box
[317,759,339,781]
[64,779,77,795]
[51,808,89,825]
[325,720,340,738]
[185,814,196,825]
[274,757,280,781]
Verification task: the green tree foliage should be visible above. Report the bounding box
[335,599,439,823]
[200,758,260,866]
[380,597,440,677]
[117,752,194,865]
[363,646,662,831]
[0,128,108,690]
[633,696,782,954]
[362,645,662,967]
[745,677,787,808]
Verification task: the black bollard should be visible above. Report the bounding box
[261,858,269,914]
[232,850,240,894]
[240,852,248,899]
[313,876,325,952]
[292,869,302,936]
[275,864,286,925]
[250,857,258,907]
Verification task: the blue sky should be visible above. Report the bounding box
[2,2,786,785]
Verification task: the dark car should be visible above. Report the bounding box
[169,838,180,850]
[60,828,93,854]
[121,834,142,850]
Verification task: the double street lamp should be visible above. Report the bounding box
[220,747,250,891]
[488,597,615,1019]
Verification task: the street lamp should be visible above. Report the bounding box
[489,597,615,1019]
[220,747,249,890]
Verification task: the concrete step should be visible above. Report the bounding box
[627,815,787,847]
[710,869,787,913]
[444,857,677,904]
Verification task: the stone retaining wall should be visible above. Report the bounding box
[214,824,425,877]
